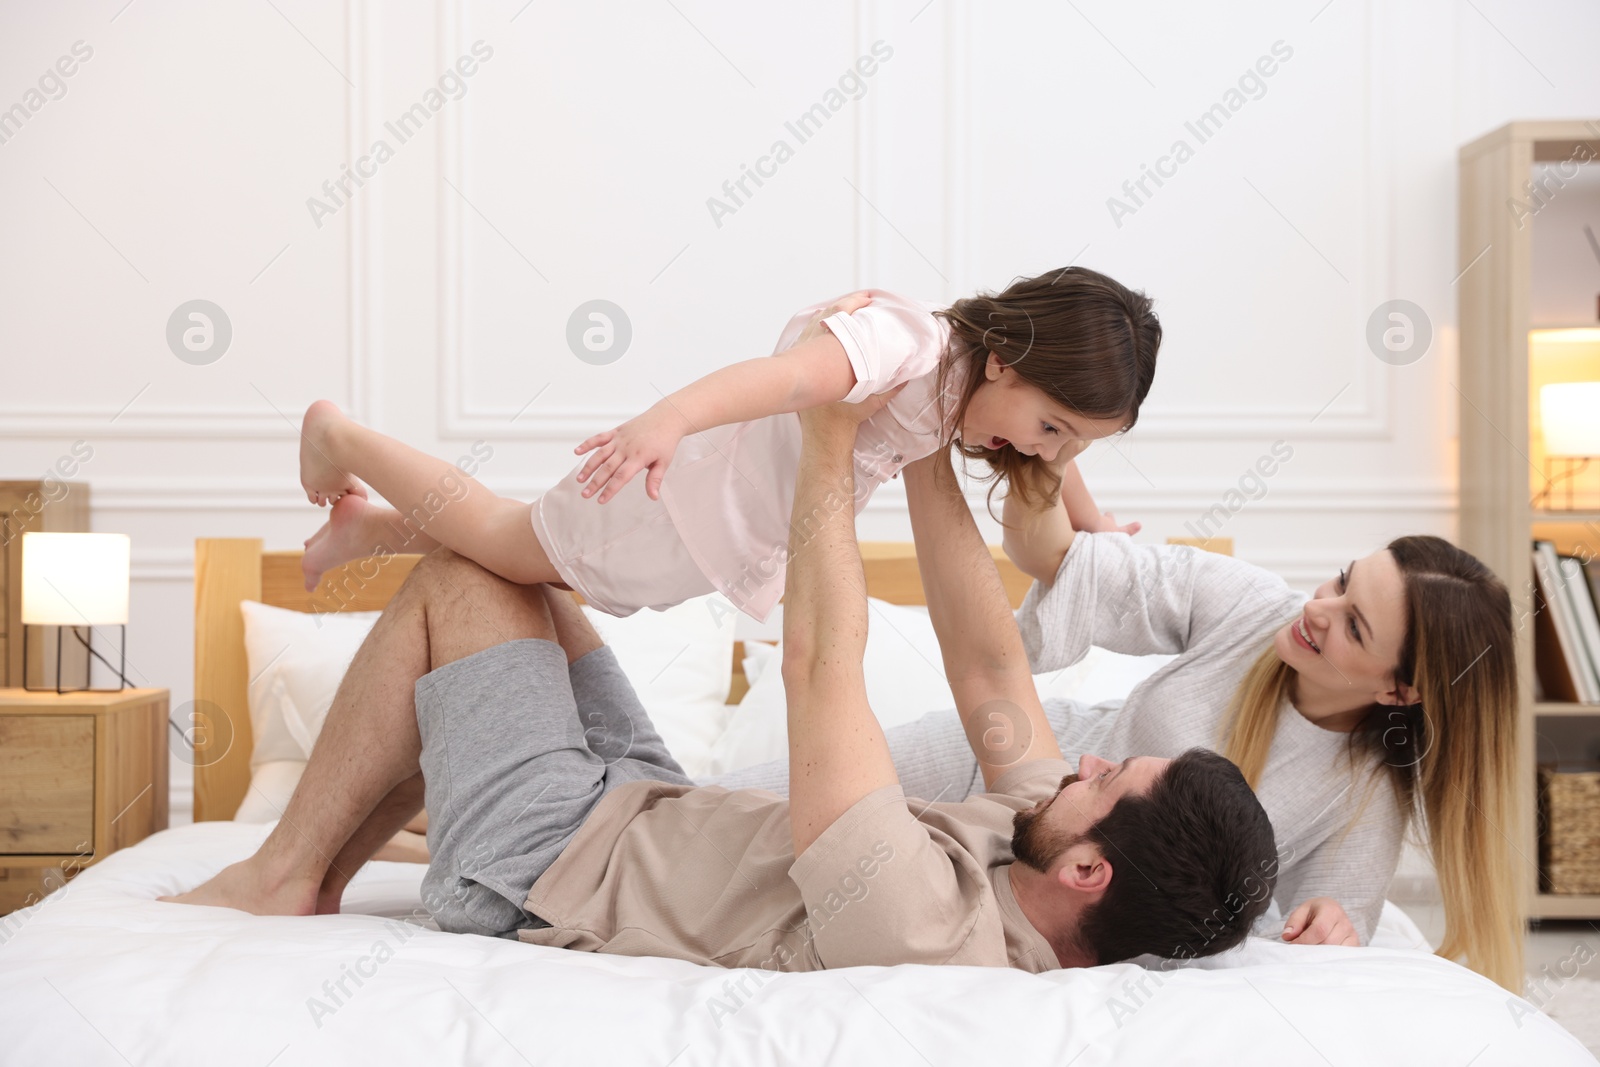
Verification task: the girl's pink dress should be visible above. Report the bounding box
[531,290,963,620]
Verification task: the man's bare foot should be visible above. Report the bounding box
[314,878,348,916]
[159,857,320,916]
[300,400,367,507]
[302,493,383,591]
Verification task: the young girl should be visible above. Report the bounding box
[296,267,1161,620]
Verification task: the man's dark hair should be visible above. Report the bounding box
[1074,747,1279,966]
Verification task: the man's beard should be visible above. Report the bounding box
[1011,774,1079,873]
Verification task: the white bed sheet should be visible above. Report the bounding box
[1,822,1592,1066]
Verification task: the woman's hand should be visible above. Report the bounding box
[573,406,686,504]
[1073,511,1142,536]
[1281,897,1360,947]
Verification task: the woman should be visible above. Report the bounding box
[713,463,1521,993]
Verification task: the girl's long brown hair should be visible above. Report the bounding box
[1222,535,1522,991]
[932,266,1161,516]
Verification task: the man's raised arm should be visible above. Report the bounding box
[903,452,1063,790]
[783,401,900,857]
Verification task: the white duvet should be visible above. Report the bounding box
[0,822,1592,1066]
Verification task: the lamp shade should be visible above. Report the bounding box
[1540,383,1600,458]
[21,533,131,626]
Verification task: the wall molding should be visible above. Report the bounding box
[88,475,1455,516]
[0,0,372,440]
[432,0,1394,443]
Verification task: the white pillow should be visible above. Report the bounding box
[240,601,381,767]
[236,594,740,820]
[740,639,780,687]
[232,759,307,823]
[578,596,735,707]
[705,598,1101,775]
[578,595,738,777]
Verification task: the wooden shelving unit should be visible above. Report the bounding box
[1459,120,1600,921]
[1533,702,1600,718]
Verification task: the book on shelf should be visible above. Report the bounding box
[1532,541,1600,704]
[1568,556,1600,695]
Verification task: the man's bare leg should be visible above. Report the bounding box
[311,590,595,906]
[298,400,562,589]
[163,549,560,914]
[538,586,605,665]
[309,564,564,912]
[315,773,426,912]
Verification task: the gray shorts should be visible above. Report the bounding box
[415,638,693,939]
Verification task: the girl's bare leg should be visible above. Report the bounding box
[301,495,443,591]
[298,400,561,588]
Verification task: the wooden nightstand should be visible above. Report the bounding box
[0,688,168,914]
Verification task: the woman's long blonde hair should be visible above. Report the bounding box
[1221,535,1522,991]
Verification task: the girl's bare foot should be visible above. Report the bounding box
[300,400,367,506]
[302,493,383,591]
[159,857,320,916]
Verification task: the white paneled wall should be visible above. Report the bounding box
[2,0,1598,820]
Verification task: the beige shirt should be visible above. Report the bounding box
[519,758,1074,972]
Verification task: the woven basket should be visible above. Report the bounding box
[1539,764,1600,895]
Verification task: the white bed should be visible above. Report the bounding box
[0,822,1589,1066]
[0,540,1592,1065]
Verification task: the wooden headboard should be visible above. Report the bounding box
[191,539,1036,822]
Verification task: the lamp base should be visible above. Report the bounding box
[1533,456,1594,512]
[21,624,129,693]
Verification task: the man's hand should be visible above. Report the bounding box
[1281,897,1359,947]
[573,405,686,503]
[795,290,873,347]
[797,382,906,442]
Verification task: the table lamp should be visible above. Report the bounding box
[1538,381,1600,511]
[20,532,131,692]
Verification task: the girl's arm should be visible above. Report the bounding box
[1002,445,1138,580]
[1001,473,1078,586]
[573,296,870,503]
[1058,458,1139,536]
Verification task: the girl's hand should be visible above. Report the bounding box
[1281,897,1360,947]
[573,407,685,503]
[1049,442,1141,534]
[1053,437,1094,470]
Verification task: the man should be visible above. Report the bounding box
[167,395,1278,971]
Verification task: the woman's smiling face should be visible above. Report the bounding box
[1272,548,1418,709]
[960,353,1127,462]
